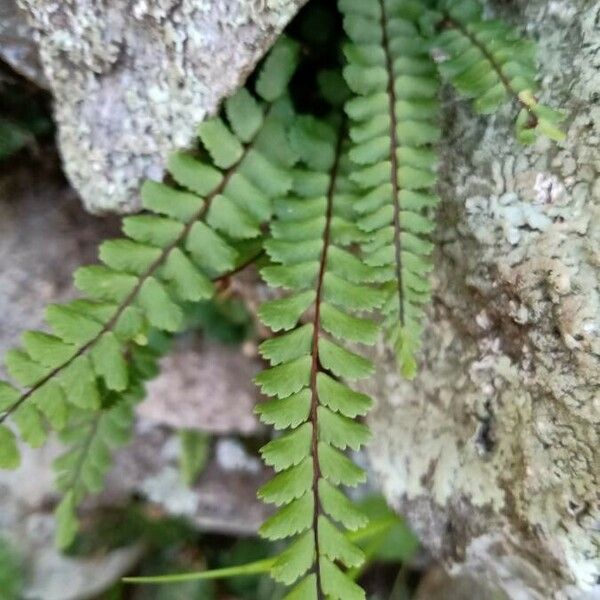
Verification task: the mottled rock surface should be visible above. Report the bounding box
[140,336,263,435]
[17,0,307,213]
[0,1,46,86]
[367,2,600,599]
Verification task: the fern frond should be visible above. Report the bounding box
[431,0,565,143]
[255,116,378,600]
[0,37,301,471]
[340,0,440,378]
[52,333,169,548]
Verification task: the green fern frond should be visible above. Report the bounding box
[340,0,440,378]
[54,392,137,548]
[0,37,301,472]
[52,333,169,548]
[431,0,565,143]
[255,116,379,600]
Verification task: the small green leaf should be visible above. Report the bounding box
[0,382,20,412]
[254,389,312,430]
[319,479,368,531]
[114,306,145,342]
[282,575,317,600]
[198,118,244,169]
[261,262,320,291]
[74,266,137,303]
[100,239,162,274]
[13,404,46,448]
[259,324,313,366]
[186,222,238,274]
[59,355,100,410]
[141,180,204,222]
[316,374,372,418]
[258,457,313,506]
[318,442,366,487]
[258,291,316,332]
[207,195,260,239]
[318,516,365,568]
[318,338,373,380]
[323,273,386,311]
[225,88,264,143]
[256,37,300,102]
[5,350,47,386]
[167,152,223,196]
[162,248,215,302]
[137,277,183,332]
[320,303,378,345]
[318,407,371,451]
[22,332,77,369]
[55,492,78,549]
[259,492,313,540]
[271,531,315,585]
[255,356,311,399]
[0,425,20,470]
[31,381,69,431]
[320,557,365,600]
[122,215,184,248]
[260,422,312,472]
[179,430,211,486]
[90,332,128,391]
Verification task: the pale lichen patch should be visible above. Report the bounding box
[367,1,600,597]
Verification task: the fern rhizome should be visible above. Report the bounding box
[0,0,564,598]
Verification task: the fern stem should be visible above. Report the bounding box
[441,14,539,127]
[123,558,277,585]
[307,119,346,600]
[380,0,405,326]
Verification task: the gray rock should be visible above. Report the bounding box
[17,0,308,213]
[140,336,263,435]
[367,2,600,599]
[0,160,119,369]
[0,1,46,86]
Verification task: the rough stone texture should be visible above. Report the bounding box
[15,0,307,214]
[140,336,263,435]
[0,159,119,366]
[367,2,600,599]
[0,1,47,86]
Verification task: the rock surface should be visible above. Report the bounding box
[0,1,46,86]
[16,0,307,213]
[367,2,600,599]
[140,336,263,435]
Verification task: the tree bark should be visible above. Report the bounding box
[367,2,600,598]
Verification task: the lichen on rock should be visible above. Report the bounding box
[16,0,307,213]
[366,1,600,598]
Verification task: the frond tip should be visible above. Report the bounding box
[433,0,565,143]
[341,0,440,378]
